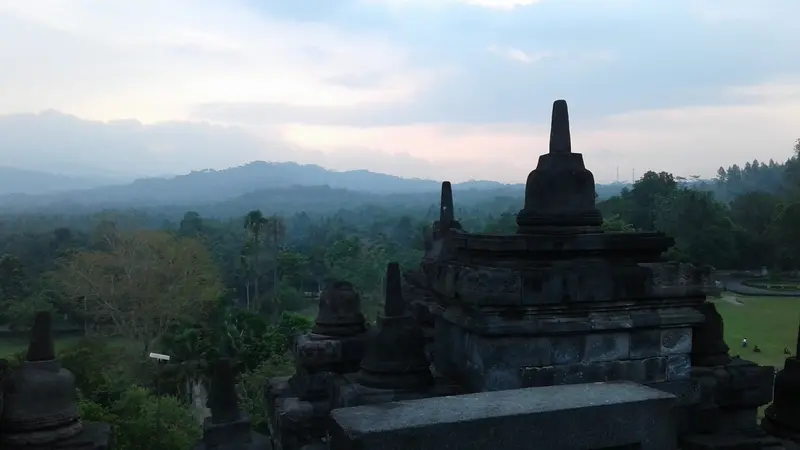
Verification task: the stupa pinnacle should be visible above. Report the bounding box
[516,99,603,233]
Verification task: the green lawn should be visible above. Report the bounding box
[715,294,800,368]
[0,335,85,360]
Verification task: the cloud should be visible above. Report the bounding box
[1,0,799,185]
[460,0,541,9]
[0,0,436,122]
[487,46,551,64]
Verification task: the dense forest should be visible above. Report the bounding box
[0,139,798,449]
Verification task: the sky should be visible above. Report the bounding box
[1,0,799,183]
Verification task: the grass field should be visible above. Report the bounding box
[714,294,800,368]
[0,335,84,360]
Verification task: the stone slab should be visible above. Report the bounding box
[331,377,465,409]
[329,381,677,450]
[680,431,786,450]
[6,422,113,450]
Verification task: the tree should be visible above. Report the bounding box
[265,215,286,300]
[178,211,204,237]
[243,210,267,309]
[54,230,222,353]
[623,171,678,230]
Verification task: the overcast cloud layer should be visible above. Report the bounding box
[1,0,799,183]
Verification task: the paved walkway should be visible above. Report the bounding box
[718,276,800,297]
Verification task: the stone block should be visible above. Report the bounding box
[273,396,329,436]
[667,354,692,381]
[588,312,634,330]
[647,380,702,407]
[486,336,553,367]
[631,329,662,358]
[201,416,255,447]
[583,332,630,362]
[680,430,786,450]
[292,332,369,372]
[552,335,585,365]
[661,328,693,356]
[453,265,521,305]
[289,366,333,401]
[266,376,293,439]
[701,360,776,408]
[329,381,677,450]
[521,358,668,388]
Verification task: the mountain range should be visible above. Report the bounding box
[0,162,629,217]
[0,110,630,217]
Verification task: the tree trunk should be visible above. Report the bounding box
[253,233,259,310]
[273,226,279,299]
[245,280,251,310]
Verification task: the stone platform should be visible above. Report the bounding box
[329,381,677,450]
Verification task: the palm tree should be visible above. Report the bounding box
[265,215,286,301]
[243,210,267,309]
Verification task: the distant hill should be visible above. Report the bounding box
[0,166,113,196]
[0,161,628,216]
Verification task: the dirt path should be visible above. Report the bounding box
[719,294,744,306]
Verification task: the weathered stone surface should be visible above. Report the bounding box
[313,280,366,337]
[329,381,677,450]
[437,305,704,336]
[4,422,113,450]
[584,332,631,362]
[357,262,432,390]
[432,181,462,238]
[1,312,85,447]
[435,316,696,391]
[765,356,800,439]
[515,100,604,233]
[647,380,702,407]
[272,396,329,447]
[194,358,268,450]
[332,379,463,409]
[661,328,693,356]
[666,355,692,381]
[693,360,774,409]
[631,329,662,358]
[292,332,369,372]
[681,431,786,450]
[521,358,669,388]
[691,301,732,367]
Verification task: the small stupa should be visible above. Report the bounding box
[763,320,800,441]
[356,262,433,390]
[1,311,111,449]
[194,358,269,449]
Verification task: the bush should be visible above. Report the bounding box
[79,386,201,450]
[58,338,141,407]
[237,355,293,433]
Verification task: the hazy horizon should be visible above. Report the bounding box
[2,0,799,184]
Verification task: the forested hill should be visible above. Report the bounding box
[0,161,629,216]
[2,152,790,218]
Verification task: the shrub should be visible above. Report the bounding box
[80,386,201,450]
[58,338,141,407]
[237,355,294,433]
